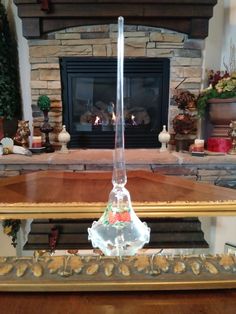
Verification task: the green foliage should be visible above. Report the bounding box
[197,86,236,117]
[37,95,51,111]
[0,3,21,119]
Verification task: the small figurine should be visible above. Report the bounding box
[14,120,31,148]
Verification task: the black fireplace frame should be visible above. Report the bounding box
[60,57,170,148]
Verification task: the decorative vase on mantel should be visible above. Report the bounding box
[158,125,170,152]
[58,125,70,153]
[40,110,54,153]
[208,98,236,137]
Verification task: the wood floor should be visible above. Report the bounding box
[0,290,236,314]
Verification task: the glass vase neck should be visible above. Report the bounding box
[112,16,126,188]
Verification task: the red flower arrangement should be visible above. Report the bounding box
[207,70,230,87]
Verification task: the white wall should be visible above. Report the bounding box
[210,217,236,253]
[204,0,225,73]
[221,0,236,71]
[204,0,236,74]
[0,225,17,256]
[202,0,236,85]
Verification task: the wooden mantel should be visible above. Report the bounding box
[14,0,217,39]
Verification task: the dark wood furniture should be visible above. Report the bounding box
[14,0,217,39]
[1,290,236,314]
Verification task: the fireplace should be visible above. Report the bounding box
[27,24,204,148]
[14,0,216,149]
[60,57,169,148]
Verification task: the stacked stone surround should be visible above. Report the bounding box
[0,151,236,189]
[28,24,203,146]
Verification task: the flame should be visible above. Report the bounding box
[131,115,137,126]
[94,116,101,125]
[112,112,116,125]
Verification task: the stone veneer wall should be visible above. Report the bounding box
[1,164,236,186]
[0,152,236,188]
[28,24,204,146]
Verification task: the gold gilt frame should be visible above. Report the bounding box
[1,199,236,291]
[1,253,236,291]
[1,200,236,220]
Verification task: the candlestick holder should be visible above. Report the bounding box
[40,110,54,153]
[228,121,236,155]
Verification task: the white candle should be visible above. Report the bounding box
[194,139,204,147]
[193,139,204,152]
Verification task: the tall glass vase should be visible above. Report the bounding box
[88,17,150,256]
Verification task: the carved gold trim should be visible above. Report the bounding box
[1,280,236,292]
[1,200,236,219]
[0,200,236,219]
[0,254,236,291]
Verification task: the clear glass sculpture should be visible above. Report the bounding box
[88,16,150,256]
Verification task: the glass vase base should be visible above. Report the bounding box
[88,217,150,256]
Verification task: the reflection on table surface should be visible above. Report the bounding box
[0,170,236,219]
[1,170,236,203]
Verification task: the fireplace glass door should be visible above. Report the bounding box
[60,57,170,148]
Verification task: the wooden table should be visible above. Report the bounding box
[0,170,236,219]
[1,290,236,314]
[1,170,236,295]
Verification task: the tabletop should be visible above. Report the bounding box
[0,170,236,219]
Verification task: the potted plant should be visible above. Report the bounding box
[0,3,21,137]
[197,71,236,116]
[197,70,236,137]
